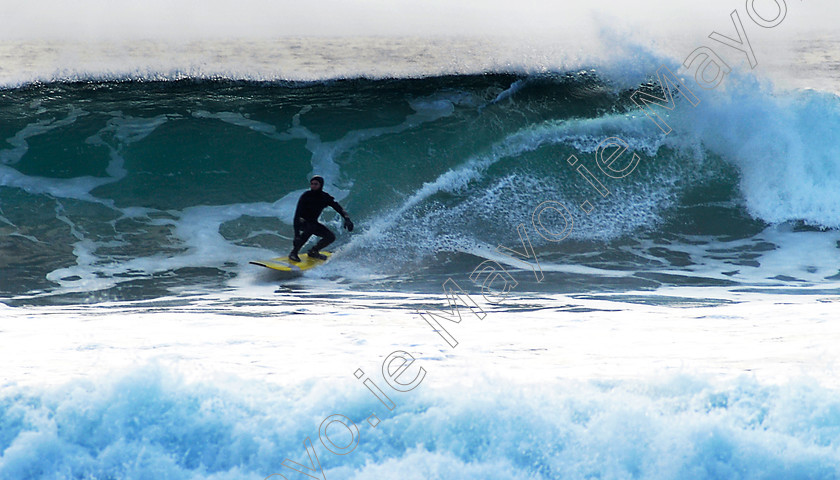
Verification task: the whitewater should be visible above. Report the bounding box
[2,1,840,479]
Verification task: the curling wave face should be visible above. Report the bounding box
[1,59,840,303]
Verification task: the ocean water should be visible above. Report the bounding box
[2,3,840,479]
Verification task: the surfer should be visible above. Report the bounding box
[289,175,353,262]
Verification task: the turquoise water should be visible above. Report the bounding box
[2,70,840,304]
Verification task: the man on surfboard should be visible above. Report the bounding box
[289,175,353,262]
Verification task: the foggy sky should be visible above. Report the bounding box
[0,0,832,41]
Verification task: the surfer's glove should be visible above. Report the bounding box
[343,216,354,232]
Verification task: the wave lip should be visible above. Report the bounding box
[0,37,591,89]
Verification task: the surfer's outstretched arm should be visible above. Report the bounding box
[330,200,353,231]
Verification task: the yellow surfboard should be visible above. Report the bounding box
[250,252,332,272]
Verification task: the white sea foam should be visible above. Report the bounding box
[664,74,840,228]
[1,293,839,478]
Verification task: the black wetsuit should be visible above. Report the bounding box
[291,189,348,255]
